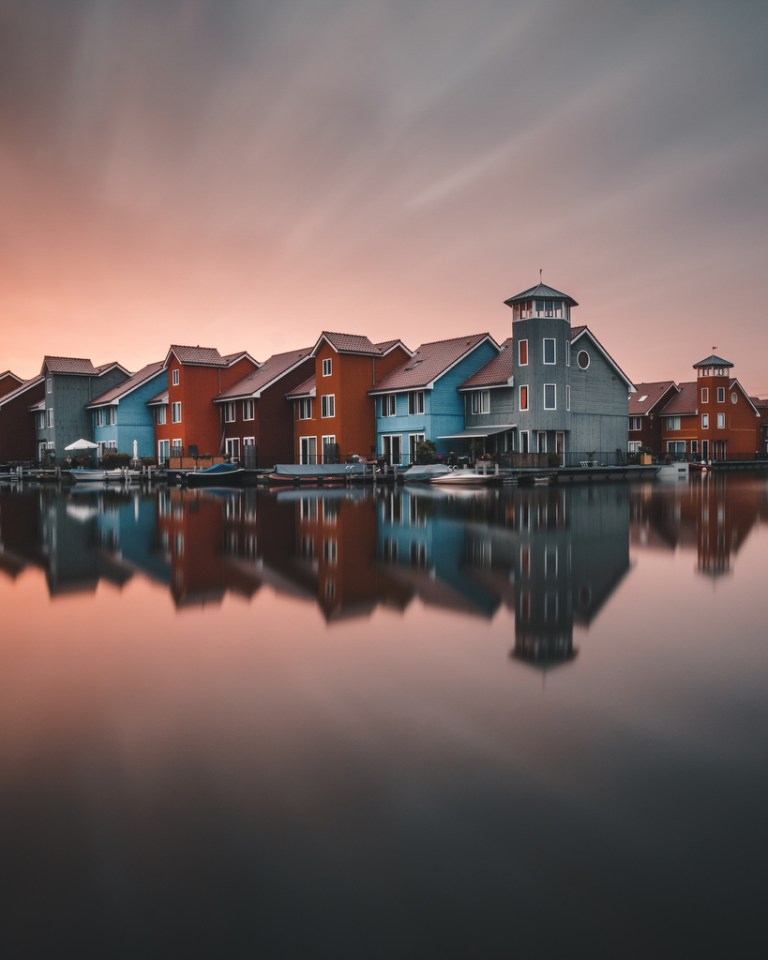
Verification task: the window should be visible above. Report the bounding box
[409,434,425,465]
[243,437,255,447]
[717,387,725,403]
[471,391,490,414]
[321,435,336,463]
[701,388,709,403]
[46,377,52,394]
[565,342,570,366]
[566,385,571,411]
[322,358,332,377]
[544,384,556,410]
[543,338,556,365]
[408,391,425,415]
[667,441,686,454]
[701,413,709,429]
[731,391,738,404]
[518,339,528,366]
[225,437,240,461]
[94,409,105,427]
[628,440,642,453]
[171,402,182,423]
[321,394,335,418]
[382,395,396,417]
[323,539,338,565]
[107,440,117,450]
[108,407,116,425]
[629,417,642,431]
[36,411,45,429]
[667,416,681,430]
[519,385,529,411]
[691,440,699,454]
[157,406,167,425]
[46,408,54,428]
[172,369,180,386]
[243,399,254,421]
[171,439,183,456]
[298,398,312,420]
[577,350,590,370]
[224,402,236,423]
[717,413,725,429]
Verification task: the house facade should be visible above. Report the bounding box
[215,348,314,467]
[369,333,500,466]
[456,337,516,461]
[660,355,762,460]
[628,381,679,454]
[151,345,258,465]
[0,376,45,462]
[87,361,167,460]
[505,282,634,464]
[33,357,131,463]
[290,333,411,465]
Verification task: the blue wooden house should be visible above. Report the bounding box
[87,361,167,460]
[368,333,500,466]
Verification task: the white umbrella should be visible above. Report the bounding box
[64,438,99,451]
[133,439,139,461]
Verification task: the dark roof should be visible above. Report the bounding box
[166,345,227,367]
[660,381,697,416]
[146,389,169,406]
[504,282,578,307]
[374,339,412,357]
[286,374,316,399]
[693,354,733,369]
[371,334,497,393]
[460,338,514,389]
[42,356,97,375]
[0,374,45,408]
[216,349,312,400]
[313,332,381,356]
[87,362,165,407]
[629,381,679,416]
[0,370,23,384]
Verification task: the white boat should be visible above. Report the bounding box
[67,468,128,483]
[429,468,502,487]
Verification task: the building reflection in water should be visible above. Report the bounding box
[4,473,766,667]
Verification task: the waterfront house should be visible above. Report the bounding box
[455,337,516,461]
[505,282,634,464]
[33,357,131,464]
[369,333,500,466]
[289,333,412,465]
[149,345,258,466]
[87,361,167,461]
[628,381,679,455]
[660,354,762,460]
[214,348,314,467]
[0,375,45,462]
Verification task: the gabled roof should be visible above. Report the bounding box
[164,344,258,368]
[504,281,578,307]
[311,332,412,359]
[94,361,131,376]
[570,327,635,391]
[628,381,679,416]
[693,354,733,369]
[459,338,514,390]
[0,375,45,408]
[729,379,761,416]
[370,334,498,394]
[87,362,165,408]
[659,381,697,416]
[286,375,316,400]
[215,348,313,401]
[0,370,24,385]
[146,390,169,407]
[374,339,412,357]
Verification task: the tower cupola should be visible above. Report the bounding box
[504,282,578,324]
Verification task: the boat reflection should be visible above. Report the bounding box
[3,474,767,665]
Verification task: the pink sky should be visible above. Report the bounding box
[2,0,767,393]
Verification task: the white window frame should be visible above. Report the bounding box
[409,433,425,465]
[157,406,167,425]
[299,436,317,465]
[172,369,180,386]
[46,408,54,428]
[566,385,571,411]
[243,399,255,421]
[701,413,709,429]
[171,401,182,423]
[701,387,709,403]
[519,384,529,411]
[322,357,332,377]
[543,338,556,365]
[518,339,528,366]
[321,434,336,463]
[298,398,312,420]
[225,437,240,461]
[158,439,170,463]
[470,390,490,415]
[381,395,396,417]
[46,377,52,394]
[667,416,681,430]
[716,412,725,429]
[629,416,642,431]
[408,391,425,415]
[565,342,570,366]
[717,387,725,403]
[224,402,236,423]
[321,394,335,418]
[543,383,556,410]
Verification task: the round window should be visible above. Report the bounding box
[731,392,738,404]
[577,350,590,370]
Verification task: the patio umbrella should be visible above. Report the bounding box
[64,437,99,466]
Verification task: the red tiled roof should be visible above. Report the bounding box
[168,345,227,367]
[660,381,697,416]
[216,349,312,400]
[628,381,678,416]
[146,389,169,406]
[315,332,381,356]
[374,339,412,356]
[460,338,514,389]
[88,362,164,407]
[286,374,316,399]
[371,334,496,393]
[43,356,97,375]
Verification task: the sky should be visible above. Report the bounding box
[2,0,767,392]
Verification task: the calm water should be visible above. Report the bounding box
[1,474,767,958]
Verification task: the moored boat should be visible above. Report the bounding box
[67,468,128,483]
[429,468,503,487]
[184,462,247,487]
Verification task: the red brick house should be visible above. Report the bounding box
[0,375,45,462]
[628,381,679,455]
[149,345,258,465]
[214,348,315,467]
[288,333,411,465]
[660,355,762,461]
